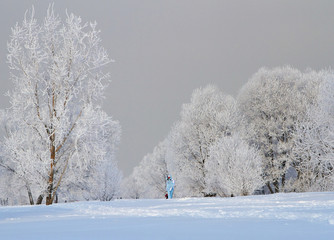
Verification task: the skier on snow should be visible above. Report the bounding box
[166,175,175,199]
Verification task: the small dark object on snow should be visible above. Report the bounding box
[165,193,168,199]
[203,192,217,197]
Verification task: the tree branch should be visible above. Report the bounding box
[56,109,83,153]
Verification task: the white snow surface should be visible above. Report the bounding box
[1,192,334,239]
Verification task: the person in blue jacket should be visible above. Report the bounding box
[166,175,175,199]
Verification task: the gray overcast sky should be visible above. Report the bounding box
[1,0,334,176]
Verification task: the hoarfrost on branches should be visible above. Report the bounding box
[206,134,264,197]
[290,73,334,192]
[122,140,168,199]
[0,5,121,205]
[237,66,322,193]
[166,85,241,197]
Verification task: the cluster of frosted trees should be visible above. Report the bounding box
[1,7,333,205]
[0,7,122,205]
[123,66,334,198]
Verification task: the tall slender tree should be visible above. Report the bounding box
[0,6,121,205]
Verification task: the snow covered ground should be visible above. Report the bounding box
[1,192,334,240]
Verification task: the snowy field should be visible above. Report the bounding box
[1,192,334,240]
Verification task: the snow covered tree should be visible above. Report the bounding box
[57,107,122,202]
[166,85,241,197]
[206,134,264,197]
[122,140,168,199]
[121,177,140,199]
[0,6,121,205]
[237,66,322,193]
[290,73,334,192]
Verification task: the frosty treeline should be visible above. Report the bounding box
[123,67,334,198]
[0,6,122,205]
[1,7,333,206]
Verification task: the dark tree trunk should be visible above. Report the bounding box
[26,185,34,205]
[36,194,44,205]
[46,144,55,205]
[281,174,286,190]
[273,180,280,193]
[266,182,274,194]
